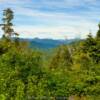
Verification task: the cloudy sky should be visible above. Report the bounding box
[0,0,100,39]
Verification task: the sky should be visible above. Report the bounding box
[0,0,100,39]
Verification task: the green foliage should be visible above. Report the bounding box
[50,45,73,70]
[0,8,100,100]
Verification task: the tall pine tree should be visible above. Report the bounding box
[96,23,100,39]
[0,8,18,38]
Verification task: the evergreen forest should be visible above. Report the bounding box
[0,8,100,100]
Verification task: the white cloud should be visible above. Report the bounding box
[13,22,97,39]
[0,0,99,39]
[14,26,78,39]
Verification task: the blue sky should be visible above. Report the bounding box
[0,0,100,39]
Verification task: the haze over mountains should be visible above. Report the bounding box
[20,38,80,49]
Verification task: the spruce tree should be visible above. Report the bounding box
[96,23,100,39]
[0,8,18,38]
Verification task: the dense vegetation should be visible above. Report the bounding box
[0,8,100,100]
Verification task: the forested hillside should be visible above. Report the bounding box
[0,8,100,100]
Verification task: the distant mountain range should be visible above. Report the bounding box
[20,38,80,49]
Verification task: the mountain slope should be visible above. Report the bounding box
[24,38,80,49]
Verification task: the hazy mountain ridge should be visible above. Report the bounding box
[20,38,80,49]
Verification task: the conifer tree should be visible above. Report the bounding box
[0,8,18,38]
[96,23,100,39]
[50,45,73,69]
